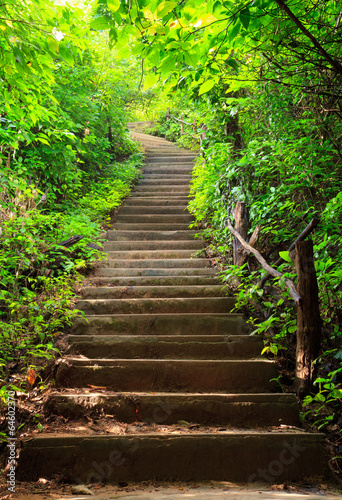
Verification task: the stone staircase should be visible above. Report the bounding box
[18,131,328,484]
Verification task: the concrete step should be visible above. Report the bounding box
[140,174,190,180]
[71,313,248,336]
[147,150,196,155]
[103,240,202,250]
[134,185,190,192]
[18,432,328,483]
[93,268,217,277]
[143,168,192,174]
[55,358,277,393]
[112,223,193,231]
[124,198,189,206]
[138,179,190,186]
[115,215,193,224]
[146,158,195,162]
[129,191,190,197]
[44,392,300,427]
[80,285,225,299]
[97,258,210,268]
[105,230,198,241]
[120,206,191,215]
[147,157,195,163]
[103,250,202,259]
[75,297,235,315]
[68,334,262,359]
[84,276,221,286]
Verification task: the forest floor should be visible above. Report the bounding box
[4,480,342,500]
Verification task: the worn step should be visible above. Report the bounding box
[97,258,209,269]
[68,334,262,359]
[112,223,192,231]
[105,230,198,241]
[84,276,221,286]
[71,313,248,336]
[138,179,190,186]
[75,297,235,315]
[93,268,217,277]
[129,191,190,197]
[147,156,195,162]
[120,206,191,215]
[103,240,202,250]
[124,198,189,206]
[18,432,327,483]
[114,221,191,230]
[55,358,277,393]
[80,285,225,299]
[103,250,201,259]
[44,392,300,427]
[115,215,193,224]
[143,168,192,174]
[140,174,190,180]
[134,185,190,192]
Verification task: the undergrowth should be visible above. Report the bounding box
[0,153,143,405]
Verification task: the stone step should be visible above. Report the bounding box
[106,230,198,241]
[120,206,191,215]
[103,240,203,250]
[44,392,300,427]
[55,359,277,393]
[71,313,248,336]
[112,223,193,231]
[131,190,191,198]
[129,191,190,197]
[147,157,195,163]
[147,150,196,155]
[115,215,193,224]
[143,168,192,174]
[140,174,190,180]
[134,185,189,192]
[75,297,235,315]
[103,250,201,259]
[68,334,262,359]
[94,268,216,277]
[80,285,225,299]
[97,258,210,268]
[84,276,221,286]
[138,180,190,187]
[124,198,189,206]
[18,432,328,483]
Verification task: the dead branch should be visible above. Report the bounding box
[226,218,302,305]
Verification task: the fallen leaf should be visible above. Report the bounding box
[28,369,37,386]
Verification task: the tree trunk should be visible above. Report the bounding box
[291,240,322,397]
[232,202,248,267]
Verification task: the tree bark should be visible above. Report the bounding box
[232,202,248,267]
[291,240,322,397]
[258,218,319,288]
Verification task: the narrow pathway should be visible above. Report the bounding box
[18,132,328,484]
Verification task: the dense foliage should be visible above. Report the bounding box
[0,0,143,401]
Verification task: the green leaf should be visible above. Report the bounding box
[157,1,177,18]
[47,36,59,53]
[59,45,74,66]
[279,251,292,263]
[107,0,121,12]
[198,79,216,95]
[240,8,250,30]
[90,16,110,30]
